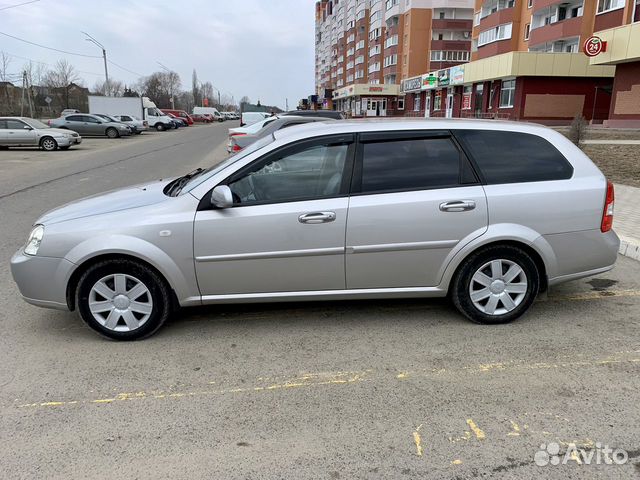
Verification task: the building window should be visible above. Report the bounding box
[383,54,398,67]
[597,0,625,13]
[355,55,365,65]
[369,45,381,57]
[524,23,530,40]
[434,93,442,110]
[480,0,515,19]
[397,98,405,110]
[413,92,421,111]
[356,9,366,20]
[384,34,399,48]
[356,40,365,50]
[528,0,533,7]
[478,23,513,46]
[385,0,399,10]
[430,50,470,62]
[499,79,515,108]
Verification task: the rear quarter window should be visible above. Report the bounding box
[455,130,573,184]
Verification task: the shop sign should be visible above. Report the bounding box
[462,92,472,110]
[584,35,607,57]
[437,70,450,87]
[421,73,437,90]
[450,65,464,85]
[401,76,422,93]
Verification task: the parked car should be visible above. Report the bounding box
[0,116,82,151]
[240,111,271,127]
[161,109,194,125]
[164,113,184,128]
[192,113,213,123]
[94,114,134,135]
[10,119,619,340]
[60,109,81,116]
[282,110,345,120]
[227,115,280,152]
[49,114,131,138]
[112,115,148,134]
[229,115,335,153]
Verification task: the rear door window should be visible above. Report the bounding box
[66,115,82,122]
[454,130,573,184]
[356,134,466,194]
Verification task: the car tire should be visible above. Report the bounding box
[155,123,165,132]
[106,127,119,139]
[450,245,539,325]
[76,259,172,341]
[40,136,58,151]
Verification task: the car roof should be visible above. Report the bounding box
[272,117,551,142]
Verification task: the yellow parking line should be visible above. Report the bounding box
[466,419,486,440]
[413,424,424,457]
[12,350,640,410]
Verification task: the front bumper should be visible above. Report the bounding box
[10,249,75,311]
[56,136,82,147]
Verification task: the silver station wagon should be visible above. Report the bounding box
[10,119,619,340]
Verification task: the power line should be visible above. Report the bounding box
[0,50,105,76]
[0,30,101,58]
[0,0,40,11]
[107,59,143,78]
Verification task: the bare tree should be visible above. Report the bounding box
[43,59,80,108]
[201,81,214,105]
[0,52,12,82]
[23,60,46,87]
[93,78,124,97]
[192,69,200,107]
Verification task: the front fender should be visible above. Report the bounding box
[437,223,557,290]
[64,234,199,305]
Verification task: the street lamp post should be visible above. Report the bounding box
[82,31,109,94]
[157,61,175,109]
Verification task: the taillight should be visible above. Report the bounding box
[229,132,246,137]
[231,143,243,153]
[601,181,614,232]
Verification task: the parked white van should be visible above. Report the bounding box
[240,111,271,127]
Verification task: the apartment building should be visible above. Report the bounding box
[314,0,474,116]
[458,0,638,123]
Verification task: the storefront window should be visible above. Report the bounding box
[413,93,421,111]
[434,93,441,110]
[499,79,515,108]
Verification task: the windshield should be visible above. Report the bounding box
[181,134,276,193]
[23,118,49,129]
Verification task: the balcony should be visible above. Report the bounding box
[532,0,570,9]
[528,15,582,47]
[477,8,515,30]
[431,19,473,31]
[430,39,471,50]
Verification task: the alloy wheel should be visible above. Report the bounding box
[469,259,528,315]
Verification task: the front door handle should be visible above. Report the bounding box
[439,200,476,212]
[298,211,336,224]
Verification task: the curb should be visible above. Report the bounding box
[619,235,640,262]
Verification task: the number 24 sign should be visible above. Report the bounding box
[584,36,607,57]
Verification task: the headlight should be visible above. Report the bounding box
[24,225,44,256]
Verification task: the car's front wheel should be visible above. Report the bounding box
[451,245,539,325]
[106,127,119,139]
[76,259,172,340]
[40,136,58,151]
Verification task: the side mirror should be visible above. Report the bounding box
[23,125,32,130]
[211,185,233,208]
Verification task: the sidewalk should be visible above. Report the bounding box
[581,139,640,145]
[615,183,640,261]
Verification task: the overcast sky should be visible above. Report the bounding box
[0,0,317,108]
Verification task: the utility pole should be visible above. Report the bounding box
[24,71,34,117]
[20,71,26,116]
[286,98,289,111]
[82,31,109,94]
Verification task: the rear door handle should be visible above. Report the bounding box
[298,211,336,224]
[439,200,476,212]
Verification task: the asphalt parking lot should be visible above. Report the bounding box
[0,122,639,479]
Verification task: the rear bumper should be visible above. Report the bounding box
[10,249,74,311]
[546,229,620,286]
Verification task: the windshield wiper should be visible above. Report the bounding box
[167,168,204,196]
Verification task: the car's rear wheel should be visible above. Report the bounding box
[76,259,172,340]
[106,127,119,139]
[451,245,539,325]
[40,136,57,151]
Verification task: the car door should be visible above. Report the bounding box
[193,134,355,296]
[83,115,103,135]
[63,115,85,135]
[4,119,34,145]
[345,130,488,288]
[0,119,7,145]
